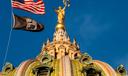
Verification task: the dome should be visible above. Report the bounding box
[2,55,122,76]
[91,60,117,76]
[1,6,127,76]
[14,59,42,76]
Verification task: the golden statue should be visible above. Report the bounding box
[55,6,65,24]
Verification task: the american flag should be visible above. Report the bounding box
[12,0,45,14]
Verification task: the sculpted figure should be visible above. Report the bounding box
[55,6,65,24]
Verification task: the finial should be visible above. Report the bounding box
[73,38,77,45]
[55,6,65,24]
[55,6,65,31]
[55,0,71,31]
[77,44,80,49]
[42,43,45,48]
[47,38,50,43]
[67,36,70,41]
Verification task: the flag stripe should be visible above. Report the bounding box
[12,1,45,11]
[12,0,45,14]
[12,1,45,9]
[13,5,45,12]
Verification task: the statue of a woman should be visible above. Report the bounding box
[55,6,65,24]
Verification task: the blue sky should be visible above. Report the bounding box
[0,0,128,71]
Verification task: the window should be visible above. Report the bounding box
[55,52,58,59]
[37,67,49,76]
[33,66,52,76]
[83,68,101,76]
[74,53,78,59]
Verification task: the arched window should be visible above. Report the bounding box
[74,53,78,59]
[55,52,58,59]
[37,67,50,76]
[83,68,101,76]
[33,66,53,76]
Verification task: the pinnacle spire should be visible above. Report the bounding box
[73,38,77,45]
[47,38,50,43]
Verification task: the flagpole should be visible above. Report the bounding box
[2,0,14,68]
